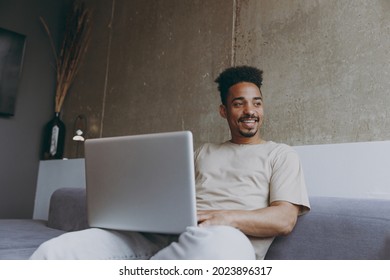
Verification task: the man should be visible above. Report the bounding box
[195,66,310,258]
[31,65,310,260]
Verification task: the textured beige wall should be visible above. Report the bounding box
[63,0,390,158]
[62,0,233,157]
[235,0,390,145]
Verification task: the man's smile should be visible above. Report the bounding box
[238,116,259,129]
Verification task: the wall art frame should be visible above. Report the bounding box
[0,27,26,117]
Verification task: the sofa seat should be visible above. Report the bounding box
[0,188,89,260]
[1,188,390,260]
[0,219,65,260]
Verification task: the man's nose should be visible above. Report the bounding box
[243,104,255,115]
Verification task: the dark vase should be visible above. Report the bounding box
[42,112,66,160]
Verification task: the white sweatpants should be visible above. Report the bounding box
[30,225,255,260]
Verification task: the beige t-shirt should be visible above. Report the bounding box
[194,141,310,259]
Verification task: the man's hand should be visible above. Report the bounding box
[197,209,236,227]
[197,201,301,238]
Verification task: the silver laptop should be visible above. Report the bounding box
[84,131,197,234]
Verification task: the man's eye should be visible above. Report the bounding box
[254,102,262,107]
[233,102,243,107]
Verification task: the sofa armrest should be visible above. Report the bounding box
[47,188,89,232]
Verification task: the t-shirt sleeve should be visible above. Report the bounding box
[269,145,310,214]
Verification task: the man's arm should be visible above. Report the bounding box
[197,201,300,238]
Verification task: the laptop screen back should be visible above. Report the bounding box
[84,131,197,234]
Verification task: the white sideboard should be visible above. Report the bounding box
[33,159,86,220]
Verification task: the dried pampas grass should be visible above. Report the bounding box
[40,1,92,113]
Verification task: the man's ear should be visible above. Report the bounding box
[219,104,227,119]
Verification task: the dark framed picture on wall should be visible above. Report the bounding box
[0,27,26,117]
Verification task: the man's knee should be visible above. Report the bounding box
[30,228,171,260]
[30,229,92,259]
[30,228,117,260]
[152,225,255,260]
[30,233,70,259]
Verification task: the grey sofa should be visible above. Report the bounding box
[1,188,389,260]
[0,188,89,260]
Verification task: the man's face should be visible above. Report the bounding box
[219,82,264,144]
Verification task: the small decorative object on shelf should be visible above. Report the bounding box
[42,112,66,160]
[40,1,92,160]
[72,114,88,158]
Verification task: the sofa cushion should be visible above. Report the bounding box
[47,188,89,231]
[0,219,65,260]
[265,196,390,260]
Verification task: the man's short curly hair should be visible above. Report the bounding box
[215,65,263,105]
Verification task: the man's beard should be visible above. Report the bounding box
[239,128,258,138]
